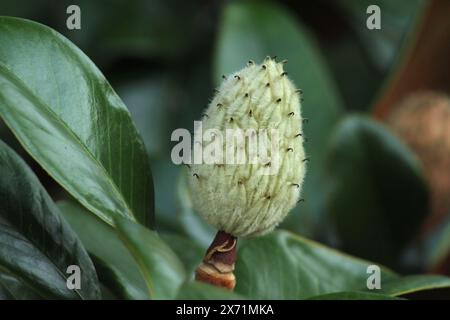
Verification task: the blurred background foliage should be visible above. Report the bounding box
[1,0,450,279]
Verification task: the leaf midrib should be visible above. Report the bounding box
[0,63,136,225]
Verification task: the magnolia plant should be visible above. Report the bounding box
[2,3,450,301]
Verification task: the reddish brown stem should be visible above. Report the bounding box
[195,230,237,290]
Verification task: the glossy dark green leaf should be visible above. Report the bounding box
[308,291,401,300]
[0,272,42,300]
[235,230,398,299]
[176,281,245,300]
[215,1,343,236]
[378,275,450,298]
[0,140,100,299]
[325,115,429,266]
[160,232,204,276]
[58,200,148,300]
[0,17,153,227]
[114,217,186,299]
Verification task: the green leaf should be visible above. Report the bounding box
[308,291,402,300]
[0,17,153,228]
[379,275,450,298]
[234,230,397,299]
[325,115,429,266]
[0,272,42,300]
[0,140,100,299]
[58,200,148,300]
[215,1,343,236]
[115,217,186,299]
[160,232,204,276]
[176,281,245,300]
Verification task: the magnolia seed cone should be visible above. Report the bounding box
[188,57,306,238]
[189,57,307,290]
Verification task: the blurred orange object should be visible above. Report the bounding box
[373,0,450,119]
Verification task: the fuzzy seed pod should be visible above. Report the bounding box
[387,91,450,233]
[188,57,306,238]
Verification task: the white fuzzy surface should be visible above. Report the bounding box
[188,58,306,237]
